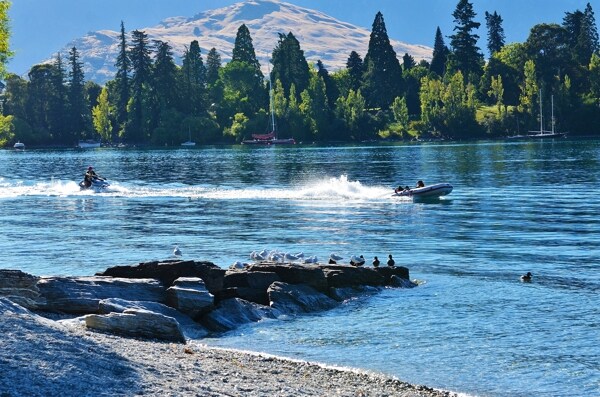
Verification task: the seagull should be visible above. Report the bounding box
[350,255,365,266]
[284,253,299,262]
[303,256,318,264]
[330,253,343,262]
[520,272,533,282]
[173,246,182,256]
[229,261,247,269]
[268,252,283,262]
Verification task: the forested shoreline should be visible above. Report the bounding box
[2,0,600,147]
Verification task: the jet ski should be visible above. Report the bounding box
[79,177,110,191]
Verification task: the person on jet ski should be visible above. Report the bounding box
[83,166,101,188]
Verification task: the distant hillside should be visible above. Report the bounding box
[57,0,432,83]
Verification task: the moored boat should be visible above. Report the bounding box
[393,183,453,199]
[78,140,101,149]
[242,69,295,146]
[13,141,25,150]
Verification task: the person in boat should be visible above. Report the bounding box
[394,185,411,194]
[387,254,395,267]
[416,180,425,188]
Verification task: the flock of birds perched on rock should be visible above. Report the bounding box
[174,244,533,281]
[228,250,396,269]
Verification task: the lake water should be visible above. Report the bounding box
[1,139,599,396]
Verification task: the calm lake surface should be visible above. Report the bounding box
[1,139,599,396]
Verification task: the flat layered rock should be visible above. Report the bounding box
[268,281,339,314]
[85,308,185,343]
[37,276,165,314]
[0,269,45,309]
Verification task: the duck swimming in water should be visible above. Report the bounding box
[520,272,533,282]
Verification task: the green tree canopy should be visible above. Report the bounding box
[362,11,403,109]
[449,0,484,81]
[430,27,449,77]
[485,11,505,55]
[271,32,310,99]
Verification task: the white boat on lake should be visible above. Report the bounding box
[13,141,25,150]
[78,140,101,149]
[393,183,453,199]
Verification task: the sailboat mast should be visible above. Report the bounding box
[551,95,555,134]
[539,89,543,133]
[269,76,276,136]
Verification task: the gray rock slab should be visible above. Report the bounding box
[37,276,165,314]
[268,281,339,314]
[85,308,185,343]
[98,297,209,339]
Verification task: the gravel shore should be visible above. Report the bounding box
[0,300,456,397]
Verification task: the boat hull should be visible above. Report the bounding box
[78,140,101,148]
[393,183,453,199]
[242,138,296,145]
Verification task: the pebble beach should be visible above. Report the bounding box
[0,301,456,397]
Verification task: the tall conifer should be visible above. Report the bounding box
[114,21,130,136]
[346,51,364,91]
[362,11,403,109]
[181,40,207,115]
[232,24,262,80]
[485,11,505,55]
[128,29,152,141]
[430,27,449,77]
[206,48,221,85]
[68,47,88,141]
[271,32,310,99]
[449,0,484,81]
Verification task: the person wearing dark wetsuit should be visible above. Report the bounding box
[84,166,98,188]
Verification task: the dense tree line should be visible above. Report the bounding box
[2,0,600,147]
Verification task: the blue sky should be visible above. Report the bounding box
[7,0,596,75]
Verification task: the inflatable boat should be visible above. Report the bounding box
[393,183,453,199]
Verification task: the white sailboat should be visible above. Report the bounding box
[77,139,101,148]
[181,127,196,146]
[526,91,567,138]
[242,70,295,145]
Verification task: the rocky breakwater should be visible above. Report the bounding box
[0,260,416,343]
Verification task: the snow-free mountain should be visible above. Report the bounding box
[60,0,432,83]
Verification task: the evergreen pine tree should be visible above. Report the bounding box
[206,48,221,85]
[430,27,449,77]
[346,51,364,91]
[271,32,310,99]
[362,11,403,109]
[67,47,88,142]
[153,40,179,110]
[180,40,206,115]
[231,24,263,80]
[316,60,339,108]
[128,29,153,142]
[402,53,416,70]
[114,21,130,137]
[449,0,484,81]
[49,53,67,142]
[485,11,505,55]
[564,3,600,65]
[584,3,600,54]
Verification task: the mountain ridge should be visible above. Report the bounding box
[58,0,432,83]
